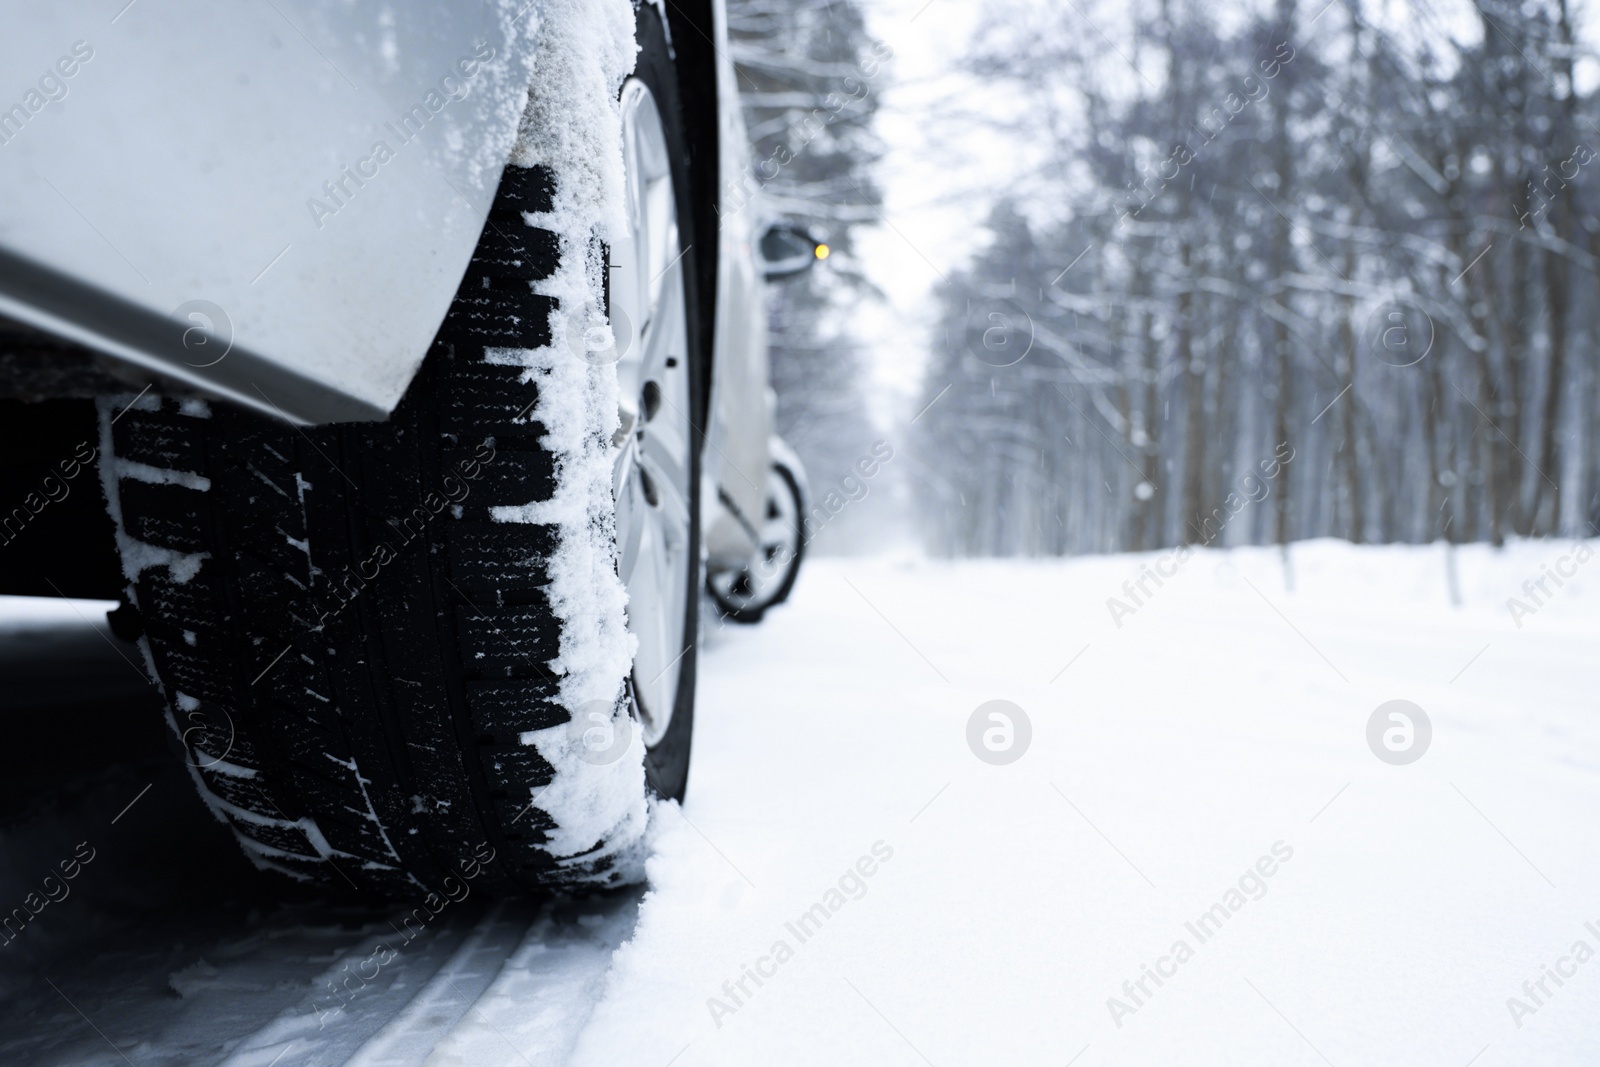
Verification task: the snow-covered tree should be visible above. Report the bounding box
[916,0,1600,555]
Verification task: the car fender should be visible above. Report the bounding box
[0,1,536,424]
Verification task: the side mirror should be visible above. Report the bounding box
[760,224,826,280]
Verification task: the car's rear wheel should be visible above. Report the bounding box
[96,4,699,897]
[708,454,806,623]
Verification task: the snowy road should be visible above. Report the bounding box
[4,542,1600,1064]
[0,605,641,1067]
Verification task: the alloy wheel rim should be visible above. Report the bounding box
[710,466,801,610]
[610,78,693,748]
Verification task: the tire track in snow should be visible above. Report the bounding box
[213,910,491,1067]
[215,893,642,1067]
[341,903,538,1067]
[425,891,642,1066]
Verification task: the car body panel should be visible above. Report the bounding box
[0,0,534,423]
[699,0,772,568]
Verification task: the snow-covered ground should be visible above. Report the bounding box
[4,540,1600,1064]
[574,541,1600,1066]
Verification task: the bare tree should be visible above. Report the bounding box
[912,0,1600,556]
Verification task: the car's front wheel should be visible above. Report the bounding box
[97,3,699,897]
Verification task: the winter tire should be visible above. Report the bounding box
[96,4,701,897]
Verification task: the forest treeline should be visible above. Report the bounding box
[915,0,1600,555]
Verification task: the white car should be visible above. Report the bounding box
[0,0,812,894]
